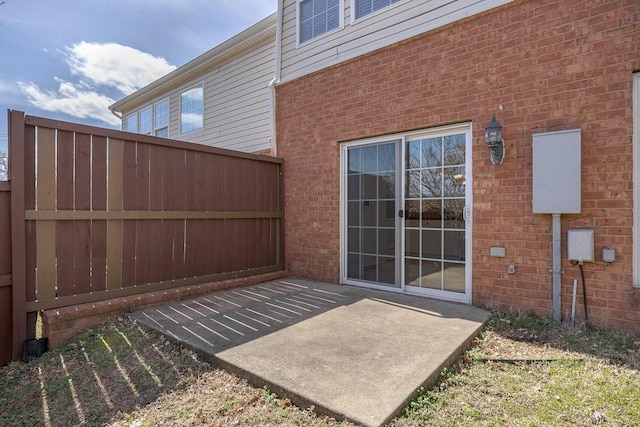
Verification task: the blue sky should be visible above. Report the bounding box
[0,0,276,153]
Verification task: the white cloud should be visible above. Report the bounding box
[19,42,176,126]
[19,79,121,126]
[66,41,176,96]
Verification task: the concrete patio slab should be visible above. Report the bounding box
[130,278,490,427]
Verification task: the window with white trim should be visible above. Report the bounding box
[139,106,152,135]
[299,0,340,44]
[180,84,204,134]
[354,0,402,20]
[124,114,137,132]
[154,99,169,137]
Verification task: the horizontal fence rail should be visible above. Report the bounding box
[8,111,284,360]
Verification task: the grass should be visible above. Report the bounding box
[0,312,638,426]
[392,313,640,427]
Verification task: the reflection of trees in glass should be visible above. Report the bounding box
[405,135,465,228]
[0,152,7,181]
[406,137,465,198]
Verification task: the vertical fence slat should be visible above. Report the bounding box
[75,134,92,295]
[172,219,186,280]
[157,147,172,282]
[183,219,197,277]
[91,136,108,292]
[35,128,56,301]
[106,219,123,289]
[134,219,151,285]
[23,125,38,343]
[211,220,224,274]
[91,220,107,292]
[75,133,91,210]
[0,191,11,274]
[92,136,107,211]
[24,126,36,211]
[159,220,174,281]
[74,220,91,294]
[191,219,205,276]
[149,145,162,211]
[56,130,74,210]
[24,221,36,319]
[106,139,123,290]
[55,130,75,296]
[135,142,151,285]
[135,143,150,210]
[37,128,56,209]
[148,219,163,283]
[205,154,223,211]
[55,221,75,297]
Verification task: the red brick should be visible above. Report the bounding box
[276,0,640,331]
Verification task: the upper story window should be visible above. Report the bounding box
[354,0,402,20]
[154,99,169,137]
[123,100,170,137]
[299,0,340,44]
[181,84,204,134]
[139,106,152,135]
[124,114,137,133]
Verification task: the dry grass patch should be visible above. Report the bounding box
[0,316,353,427]
[393,313,640,427]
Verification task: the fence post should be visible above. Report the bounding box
[9,110,27,361]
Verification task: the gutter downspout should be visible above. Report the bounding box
[268,0,284,157]
[109,107,123,125]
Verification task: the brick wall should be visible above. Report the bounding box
[275,0,640,330]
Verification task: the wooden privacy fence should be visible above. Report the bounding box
[7,110,283,361]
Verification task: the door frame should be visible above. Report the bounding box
[339,122,473,304]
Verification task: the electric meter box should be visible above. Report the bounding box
[532,129,582,214]
[567,229,594,263]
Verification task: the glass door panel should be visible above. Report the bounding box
[346,141,399,287]
[405,133,466,294]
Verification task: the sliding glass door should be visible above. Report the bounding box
[342,125,471,303]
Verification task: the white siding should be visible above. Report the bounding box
[121,37,275,154]
[170,39,275,153]
[280,0,513,84]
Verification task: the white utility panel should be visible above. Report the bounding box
[567,229,594,262]
[532,129,582,214]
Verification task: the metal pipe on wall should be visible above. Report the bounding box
[552,213,562,322]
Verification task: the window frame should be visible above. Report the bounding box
[350,0,407,25]
[297,0,344,46]
[180,83,204,135]
[139,106,153,135]
[154,98,170,138]
[124,113,138,133]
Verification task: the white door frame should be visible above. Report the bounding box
[339,123,473,304]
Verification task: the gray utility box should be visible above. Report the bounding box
[567,229,594,263]
[532,129,582,214]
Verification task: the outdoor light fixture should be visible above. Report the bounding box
[484,114,505,165]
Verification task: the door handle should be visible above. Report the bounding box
[398,210,404,218]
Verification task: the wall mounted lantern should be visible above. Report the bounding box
[484,114,505,165]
